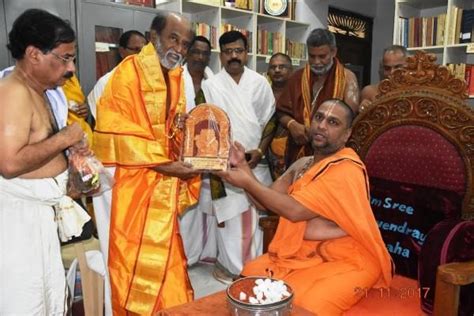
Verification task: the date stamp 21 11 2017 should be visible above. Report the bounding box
[354,286,431,300]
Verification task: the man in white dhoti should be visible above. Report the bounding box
[180,35,217,265]
[0,9,89,315]
[201,30,275,282]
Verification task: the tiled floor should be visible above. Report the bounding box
[188,262,228,299]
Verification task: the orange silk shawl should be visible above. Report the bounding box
[93,43,200,315]
[268,148,392,288]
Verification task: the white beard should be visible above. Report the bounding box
[155,39,183,70]
[311,58,334,76]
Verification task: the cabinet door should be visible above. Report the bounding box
[133,9,158,34]
[78,1,157,93]
[78,2,133,94]
[2,0,76,67]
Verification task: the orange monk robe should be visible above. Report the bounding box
[93,43,200,315]
[62,74,94,143]
[242,148,393,315]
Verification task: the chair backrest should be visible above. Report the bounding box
[348,51,474,277]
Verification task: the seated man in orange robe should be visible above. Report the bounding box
[93,12,200,315]
[218,99,393,315]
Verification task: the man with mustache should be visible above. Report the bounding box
[201,30,275,283]
[0,9,90,315]
[218,99,392,314]
[266,53,293,179]
[179,35,218,266]
[277,28,360,168]
[360,45,407,111]
[93,12,201,315]
[86,29,146,316]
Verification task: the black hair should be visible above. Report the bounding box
[306,28,336,49]
[269,52,292,65]
[7,8,75,60]
[219,30,248,50]
[318,98,355,127]
[190,35,212,51]
[150,11,169,36]
[119,30,146,48]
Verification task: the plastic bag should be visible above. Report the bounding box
[68,140,114,196]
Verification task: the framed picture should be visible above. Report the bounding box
[260,0,292,19]
[182,104,231,171]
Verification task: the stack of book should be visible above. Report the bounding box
[446,63,474,97]
[446,7,474,44]
[257,29,283,55]
[192,22,218,49]
[396,14,446,47]
[397,7,474,47]
[221,24,253,53]
[285,39,306,59]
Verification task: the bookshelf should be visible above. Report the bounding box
[81,0,308,81]
[394,0,474,99]
[182,0,310,73]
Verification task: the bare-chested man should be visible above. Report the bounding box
[0,9,87,315]
[360,45,407,111]
[276,28,360,167]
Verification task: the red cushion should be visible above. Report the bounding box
[365,126,465,195]
[369,177,462,278]
[345,275,422,315]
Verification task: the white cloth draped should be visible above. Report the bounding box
[87,69,116,316]
[201,66,275,275]
[202,66,275,222]
[87,70,114,119]
[182,64,214,112]
[0,171,87,315]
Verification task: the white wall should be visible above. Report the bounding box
[295,0,329,28]
[371,0,396,83]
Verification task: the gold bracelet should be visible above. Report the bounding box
[286,119,296,129]
[256,148,263,156]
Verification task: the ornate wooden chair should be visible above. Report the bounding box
[345,51,474,315]
[259,51,474,315]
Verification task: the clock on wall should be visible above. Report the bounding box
[260,0,292,19]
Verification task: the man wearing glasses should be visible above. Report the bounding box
[268,53,293,101]
[201,30,275,283]
[93,12,200,314]
[0,9,89,315]
[84,29,145,316]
